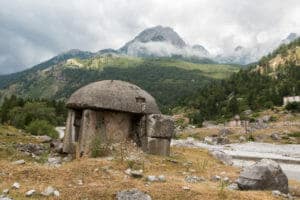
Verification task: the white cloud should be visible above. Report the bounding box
[0,0,299,74]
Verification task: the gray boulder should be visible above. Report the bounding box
[116,189,151,200]
[147,114,175,138]
[210,150,233,166]
[218,128,233,136]
[185,175,205,183]
[237,159,288,194]
[0,197,13,200]
[16,143,46,156]
[50,140,63,153]
[12,160,25,165]
[270,133,281,140]
[37,135,52,143]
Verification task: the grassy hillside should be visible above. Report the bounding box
[183,38,300,124]
[0,55,238,112]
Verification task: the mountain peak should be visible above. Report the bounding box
[281,32,299,44]
[119,25,186,54]
[234,46,244,52]
[192,45,209,57]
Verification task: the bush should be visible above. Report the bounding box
[285,102,300,112]
[25,120,58,139]
[91,137,109,158]
[288,132,300,137]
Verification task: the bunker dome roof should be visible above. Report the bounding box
[66,80,160,114]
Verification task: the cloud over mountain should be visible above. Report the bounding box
[0,0,299,74]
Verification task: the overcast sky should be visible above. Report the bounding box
[0,0,299,74]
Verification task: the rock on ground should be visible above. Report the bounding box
[37,135,52,143]
[12,159,25,165]
[0,197,13,200]
[237,159,289,194]
[116,189,151,200]
[12,182,20,189]
[210,150,233,166]
[41,186,55,196]
[185,175,205,183]
[25,189,36,197]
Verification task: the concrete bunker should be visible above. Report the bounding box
[63,80,174,157]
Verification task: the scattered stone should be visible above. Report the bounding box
[2,189,9,195]
[37,135,52,143]
[222,177,230,183]
[204,136,229,145]
[124,168,131,175]
[47,156,62,166]
[77,179,83,186]
[158,175,166,182]
[211,175,221,182]
[204,136,216,145]
[25,189,36,197]
[219,128,233,136]
[12,182,20,189]
[50,141,63,153]
[216,136,230,145]
[146,175,157,182]
[210,150,233,166]
[202,121,217,128]
[271,133,281,140]
[185,175,205,183]
[53,190,60,197]
[261,115,271,123]
[12,159,26,165]
[227,183,239,190]
[105,156,114,161]
[130,170,143,178]
[239,136,246,143]
[62,155,73,162]
[16,143,46,155]
[0,197,13,200]
[116,188,151,200]
[41,186,55,196]
[166,158,179,164]
[272,190,281,197]
[237,159,289,194]
[182,186,190,191]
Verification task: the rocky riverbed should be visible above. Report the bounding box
[172,138,300,181]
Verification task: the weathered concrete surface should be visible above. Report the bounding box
[148,138,170,156]
[103,111,132,142]
[63,110,76,154]
[147,114,175,138]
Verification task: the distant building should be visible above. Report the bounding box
[283,96,300,106]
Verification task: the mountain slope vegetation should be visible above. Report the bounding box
[0,54,238,112]
[184,38,300,124]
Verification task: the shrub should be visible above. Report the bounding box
[91,137,109,158]
[25,120,58,139]
[288,132,300,137]
[285,102,300,112]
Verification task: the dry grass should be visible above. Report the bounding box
[177,110,300,144]
[0,146,277,200]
